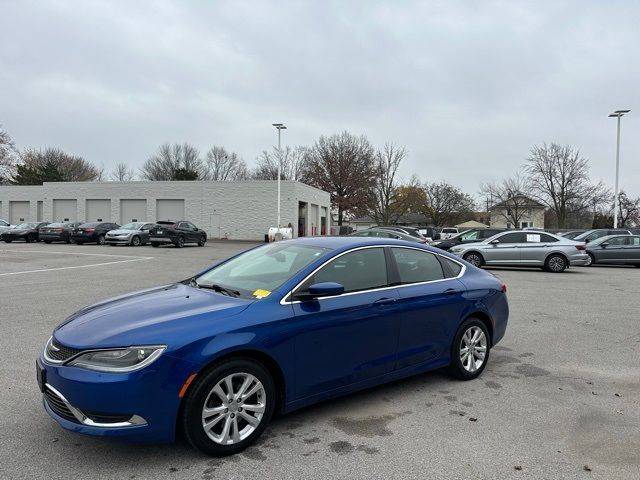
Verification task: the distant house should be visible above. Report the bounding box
[489,195,546,229]
[349,213,432,231]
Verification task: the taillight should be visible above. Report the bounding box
[55,228,63,232]
[501,283,507,293]
[85,228,95,233]
[575,245,586,251]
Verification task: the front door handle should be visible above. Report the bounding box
[444,288,461,295]
[373,297,397,306]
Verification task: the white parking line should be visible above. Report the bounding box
[0,249,154,276]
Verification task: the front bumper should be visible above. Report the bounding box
[39,233,67,242]
[1,234,27,241]
[38,352,197,443]
[149,236,175,243]
[106,235,132,244]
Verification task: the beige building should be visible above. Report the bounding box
[489,195,546,229]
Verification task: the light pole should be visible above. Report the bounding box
[272,123,287,228]
[608,110,630,228]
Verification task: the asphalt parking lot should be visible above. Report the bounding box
[1,241,638,480]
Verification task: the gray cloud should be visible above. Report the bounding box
[1,0,638,199]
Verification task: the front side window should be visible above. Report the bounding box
[629,237,640,246]
[391,248,444,284]
[606,236,628,246]
[197,243,329,298]
[297,248,388,295]
[461,230,481,241]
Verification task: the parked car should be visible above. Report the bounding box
[0,218,14,234]
[585,235,640,267]
[440,228,459,240]
[416,226,441,241]
[449,230,588,272]
[376,225,432,242]
[106,222,155,246]
[149,220,207,248]
[37,237,509,455]
[431,228,505,251]
[573,229,631,243]
[557,230,585,240]
[71,222,120,245]
[1,222,49,243]
[351,228,426,243]
[39,222,82,244]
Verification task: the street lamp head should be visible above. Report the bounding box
[272,123,287,130]
[609,110,630,117]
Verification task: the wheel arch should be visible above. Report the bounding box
[545,251,569,267]
[462,250,485,264]
[464,311,494,346]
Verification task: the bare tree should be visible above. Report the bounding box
[110,162,135,181]
[305,132,377,225]
[0,125,18,183]
[524,143,610,228]
[203,146,248,181]
[617,191,640,227]
[140,143,203,180]
[369,143,408,225]
[423,181,476,227]
[16,148,98,182]
[252,145,309,181]
[480,174,532,228]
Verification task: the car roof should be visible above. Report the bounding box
[283,236,419,249]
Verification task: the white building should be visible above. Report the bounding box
[0,180,331,241]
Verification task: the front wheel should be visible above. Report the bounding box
[181,359,276,456]
[151,242,160,248]
[44,241,52,244]
[97,235,106,245]
[545,254,567,273]
[131,235,141,247]
[463,252,484,268]
[198,235,206,247]
[175,236,185,248]
[26,234,36,243]
[449,318,490,380]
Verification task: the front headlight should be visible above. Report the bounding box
[68,346,166,373]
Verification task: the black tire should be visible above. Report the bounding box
[44,241,52,244]
[545,254,567,273]
[131,235,141,247]
[175,236,185,248]
[97,235,106,246]
[26,234,36,243]
[448,318,490,380]
[181,358,276,457]
[75,241,84,245]
[4,240,12,243]
[65,237,71,244]
[151,242,160,248]
[585,252,595,267]
[198,235,206,247]
[463,252,484,268]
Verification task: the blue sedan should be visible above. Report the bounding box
[37,237,509,456]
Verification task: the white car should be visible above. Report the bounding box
[0,219,15,234]
[440,228,459,240]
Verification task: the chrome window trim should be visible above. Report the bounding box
[279,244,466,305]
[44,384,147,428]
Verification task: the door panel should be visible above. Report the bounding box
[482,232,526,264]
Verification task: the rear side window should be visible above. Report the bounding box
[480,229,501,239]
[301,248,388,294]
[496,232,526,243]
[440,257,463,278]
[630,237,640,246]
[391,248,444,284]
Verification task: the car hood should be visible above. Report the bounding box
[53,283,252,349]
[452,241,484,249]
[107,229,137,235]
[5,229,29,234]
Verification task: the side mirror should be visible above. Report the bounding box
[601,242,609,248]
[302,282,344,300]
[489,239,500,245]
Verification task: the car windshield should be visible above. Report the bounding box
[121,222,145,230]
[15,223,37,229]
[47,223,66,227]
[460,230,482,241]
[195,243,330,299]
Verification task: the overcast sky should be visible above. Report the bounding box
[1,0,638,199]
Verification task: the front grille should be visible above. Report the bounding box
[47,338,83,363]
[44,387,79,423]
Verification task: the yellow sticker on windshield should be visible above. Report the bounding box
[253,289,271,299]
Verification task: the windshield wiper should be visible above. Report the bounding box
[192,281,240,297]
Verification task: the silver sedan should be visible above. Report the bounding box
[449,230,589,272]
[105,222,155,246]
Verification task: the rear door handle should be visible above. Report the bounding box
[373,297,397,306]
[444,288,461,295]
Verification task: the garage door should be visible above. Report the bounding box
[156,199,185,221]
[86,199,111,222]
[120,199,147,223]
[9,201,30,224]
[53,199,78,222]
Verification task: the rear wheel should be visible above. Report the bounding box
[175,236,185,248]
[4,240,12,243]
[131,235,141,247]
[182,359,275,456]
[545,254,567,273]
[97,235,106,245]
[151,242,160,248]
[463,252,484,268]
[449,318,490,380]
[75,241,84,245]
[44,241,52,244]
[26,234,36,243]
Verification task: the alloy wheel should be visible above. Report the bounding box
[131,236,140,246]
[201,372,266,445]
[98,235,106,245]
[459,326,487,373]
[465,253,482,267]
[548,255,565,272]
